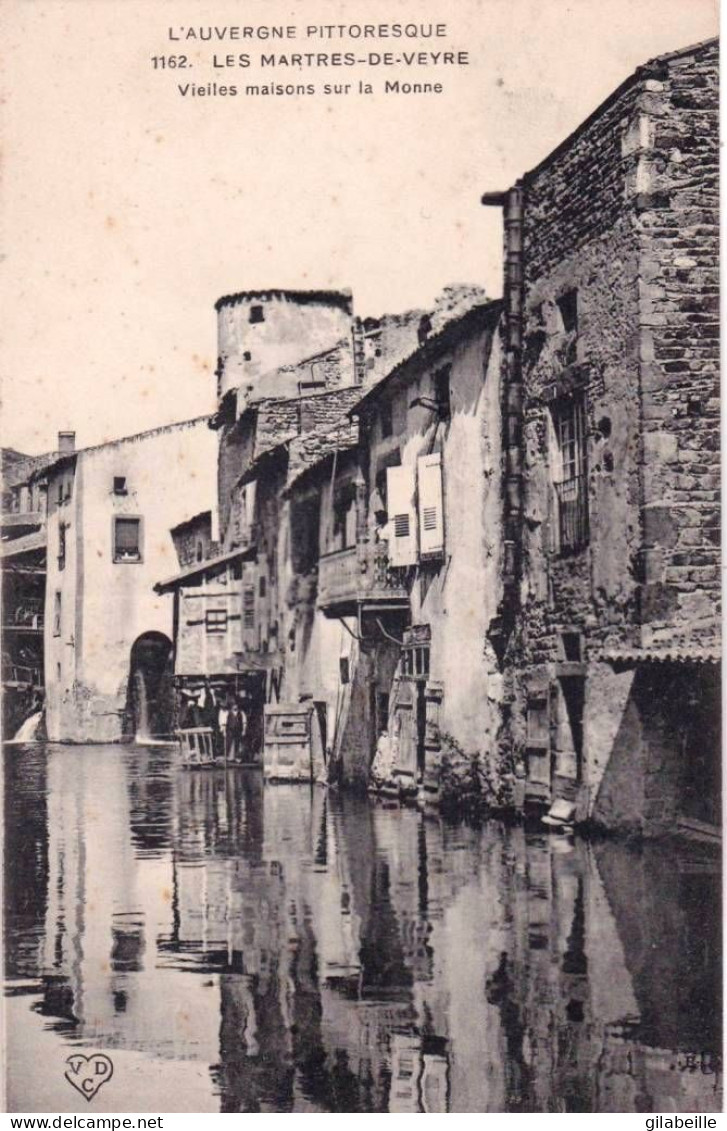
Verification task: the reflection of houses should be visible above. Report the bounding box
[1,445,56,737]
[482,38,720,838]
[37,420,216,742]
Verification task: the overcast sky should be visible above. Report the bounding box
[2,0,717,453]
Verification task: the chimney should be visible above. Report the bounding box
[58,431,76,453]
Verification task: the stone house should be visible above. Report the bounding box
[38,418,217,743]
[482,37,720,838]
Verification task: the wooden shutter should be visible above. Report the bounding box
[417,452,444,558]
[386,464,417,566]
[242,584,256,649]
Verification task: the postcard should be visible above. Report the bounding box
[1,0,720,1117]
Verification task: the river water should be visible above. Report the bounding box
[4,742,722,1113]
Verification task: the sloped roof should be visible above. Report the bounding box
[348,300,503,417]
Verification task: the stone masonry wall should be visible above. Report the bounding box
[635,40,720,647]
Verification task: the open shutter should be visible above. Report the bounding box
[386,464,418,567]
[417,452,444,558]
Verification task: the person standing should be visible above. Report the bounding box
[226,700,244,762]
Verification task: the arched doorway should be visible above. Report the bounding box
[127,632,173,740]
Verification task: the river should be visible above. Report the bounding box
[3,742,722,1113]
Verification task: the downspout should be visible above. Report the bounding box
[482,183,525,662]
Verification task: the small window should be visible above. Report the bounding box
[400,643,430,681]
[205,609,227,634]
[434,367,451,421]
[243,350,252,361]
[57,480,64,506]
[380,400,393,439]
[259,576,267,597]
[58,523,67,571]
[557,289,578,334]
[113,477,127,496]
[196,541,204,562]
[53,592,62,637]
[63,477,72,502]
[557,289,578,365]
[249,305,265,324]
[113,517,142,563]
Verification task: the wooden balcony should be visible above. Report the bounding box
[317,540,409,617]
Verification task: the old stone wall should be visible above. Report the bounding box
[635,40,720,647]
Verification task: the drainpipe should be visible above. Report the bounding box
[482,183,525,654]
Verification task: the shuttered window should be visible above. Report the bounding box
[243,587,255,630]
[417,452,444,558]
[386,464,417,567]
[113,517,142,562]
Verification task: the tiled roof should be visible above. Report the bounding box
[600,646,721,666]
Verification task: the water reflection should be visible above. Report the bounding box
[4,743,722,1113]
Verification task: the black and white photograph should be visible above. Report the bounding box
[1,0,721,1117]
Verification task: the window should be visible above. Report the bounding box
[63,477,72,502]
[401,643,430,681]
[205,609,227,634]
[434,366,451,421]
[113,517,142,563]
[259,576,267,597]
[58,523,67,570]
[243,587,255,630]
[53,592,62,637]
[333,485,357,552]
[556,289,578,365]
[113,477,127,496]
[551,396,588,555]
[57,480,64,506]
[249,304,265,324]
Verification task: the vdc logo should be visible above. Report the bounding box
[64,1054,114,1101]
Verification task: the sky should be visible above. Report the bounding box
[1,0,718,454]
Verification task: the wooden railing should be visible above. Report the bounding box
[317,539,408,610]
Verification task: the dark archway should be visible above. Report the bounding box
[126,632,173,740]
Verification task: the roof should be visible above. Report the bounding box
[521,36,718,187]
[28,416,211,483]
[600,645,721,667]
[170,510,212,536]
[214,287,353,314]
[3,450,60,489]
[286,419,359,493]
[1,530,47,558]
[348,300,503,418]
[153,544,256,594]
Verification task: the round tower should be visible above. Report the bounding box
[214,288,354,403]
